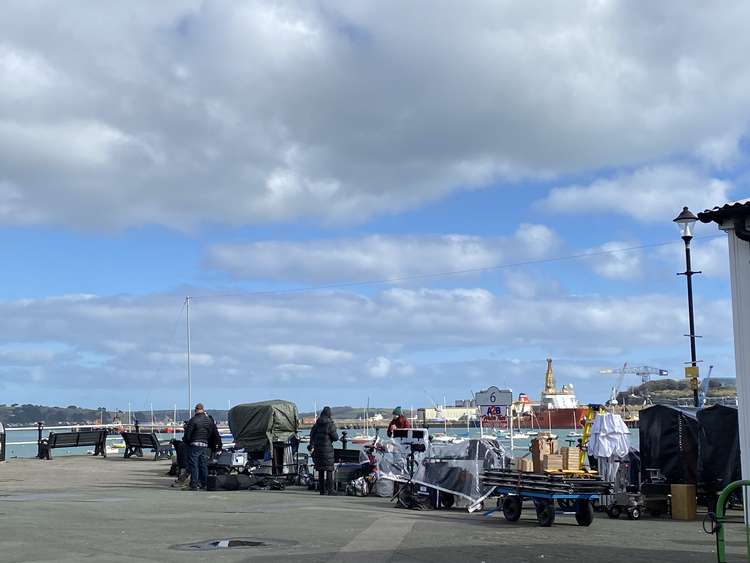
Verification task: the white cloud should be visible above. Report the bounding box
[1,4,750,228]
[653,235,729,278]
[586,241,642,281]
[537,164,733,222]
[207,224,559,282]
[367,356,392,378]
[0,285,732,406]
[267,344,353,364]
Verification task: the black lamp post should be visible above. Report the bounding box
[673,206,701,407]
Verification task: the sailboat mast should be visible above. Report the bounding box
[186,296,192,416]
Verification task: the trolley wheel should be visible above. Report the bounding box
[575,500,594,526]
[536,503,555,527]
[627,507,641,520]
[502,496,522,522]
[439,492,455,509]
[606,504,622,519]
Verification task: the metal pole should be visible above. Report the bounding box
[186,295,192,414]
[683,237,700,407]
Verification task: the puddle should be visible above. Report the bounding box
[171,537,296,551]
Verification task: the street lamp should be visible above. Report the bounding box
[673,206,701,407]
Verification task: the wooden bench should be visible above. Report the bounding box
[121,432,173,460]
[41,430,108,459]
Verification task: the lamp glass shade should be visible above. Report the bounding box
[673,206,698,238]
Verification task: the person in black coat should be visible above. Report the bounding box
[182,403,218,490]
[309,406,339,495]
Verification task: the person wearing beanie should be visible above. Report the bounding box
[387,406,411,437]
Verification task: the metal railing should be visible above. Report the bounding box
[704,480,750,562]
[1,422,184,459]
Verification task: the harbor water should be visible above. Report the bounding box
[3,425,640,459]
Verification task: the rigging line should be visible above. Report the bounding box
[143,298,187,401]
[190,233,725,301]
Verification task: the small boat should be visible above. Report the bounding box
[527,431,538,437]
[567,431,582,437]
[351,397,376,445]
[431,433,464,444]
[350,434,375,445]
[511,432,530,439]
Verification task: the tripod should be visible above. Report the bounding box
[392,444,427,509]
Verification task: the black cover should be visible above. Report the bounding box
[207,473,260,491]
[639,405,699,484]
[697,404,741,492]
[334,462,370,482]
[172,439,188,469]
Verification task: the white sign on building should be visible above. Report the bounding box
[475,386,513,419]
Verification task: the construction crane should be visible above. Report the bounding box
[599,365,670,406]
[698,365,714,407]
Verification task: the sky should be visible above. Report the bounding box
[0,1,747,414]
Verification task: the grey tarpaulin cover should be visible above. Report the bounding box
[373,437,507,509]
[228,400,299,451]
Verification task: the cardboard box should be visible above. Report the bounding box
[671,484,697,520]
[560,447,581,470]
[542,454,563,471]
[516,457,534,472]
[531,434,559,473]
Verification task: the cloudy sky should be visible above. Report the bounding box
[0,1,745,413]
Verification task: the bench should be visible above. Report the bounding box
[41,430,108,459]
[121,432,173,460]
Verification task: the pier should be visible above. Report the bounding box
[0,456,741,562]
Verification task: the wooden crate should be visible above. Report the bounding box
[542,453,563,471]
[560,447,580,470]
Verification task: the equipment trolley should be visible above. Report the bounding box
[481,469,612,527]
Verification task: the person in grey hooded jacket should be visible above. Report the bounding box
[308,406,339,495]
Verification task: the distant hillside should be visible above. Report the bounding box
[617,377,736,405]
[0,404,104,426]
[0,404,230,427]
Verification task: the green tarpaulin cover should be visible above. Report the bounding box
[228,400,299,451]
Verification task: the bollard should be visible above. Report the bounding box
[36,421,44,459]
[0,420,5,462]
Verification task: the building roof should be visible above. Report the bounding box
[698,199,750,225]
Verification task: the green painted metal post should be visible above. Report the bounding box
[713,480,750,563]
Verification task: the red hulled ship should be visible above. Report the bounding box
[513,359,588,429]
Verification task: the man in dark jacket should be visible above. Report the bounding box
[308,406,339,495]
[182,403,216,490]
[387,406,411,437]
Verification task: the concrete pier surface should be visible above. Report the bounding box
[0,457,742,562]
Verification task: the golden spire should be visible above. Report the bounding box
[543,358,556,395]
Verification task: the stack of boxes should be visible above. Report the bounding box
[530,433,559,473]
[560,447,581,471]
[542,453,563,471]
[515,457,534,472]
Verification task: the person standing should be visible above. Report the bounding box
[182,403,216,490]
[308,406,339,495]
[387,406,411,437]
